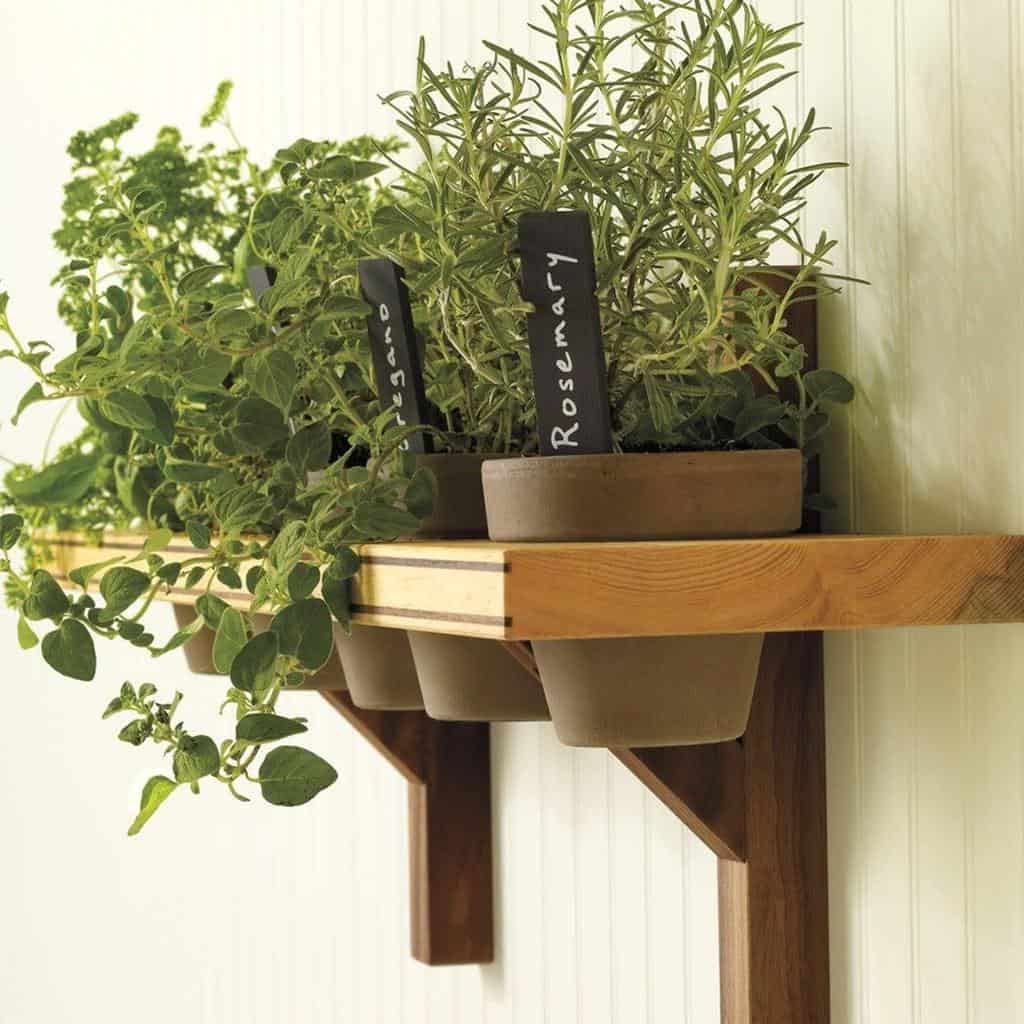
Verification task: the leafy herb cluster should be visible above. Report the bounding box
[0,0,854,833]
[374,0,854,456]
[0,86,433,829]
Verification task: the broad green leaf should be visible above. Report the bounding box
[142,528,173,555]
[98,566,151,621]
[23,570,70,621]
[68,556,123,589]
[317,155,387,181]
[17,615,38,650]
[215,485,273,531]
[352,501,420,540]
[246,350,298,413]
[733,396,786,439]
[270,598,333,670]
[41,619,96,681]
[236,713,308,744]
[164,460,223,483]
[195,593,229,630]
[100,389,156,430]
[0,512,23,549]
[212,607,247,673]
[285,421,332,475]
[178,263,228,293]
[118,719,152,746]
[172,735,220,783]
[232,397,290,452]
[127,776,178,836]
[258,745,338,806]
[321,573,351,629]
[105,284,130,317]
[329,547,361,580]
[230,630,279,693]
[268,521,307,575]
[217,566,242,590]
[287,563,320,602]
[12,382,44,425]
[137,395,175,445]
[804,369,855,405]
[405,467,436,519]
[6,452,100,506]
[186,519,211,549]
[180,348,233,389]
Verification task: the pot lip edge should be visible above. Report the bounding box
[480,448,802,474]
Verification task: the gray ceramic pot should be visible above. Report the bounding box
[402,453,550,723]
[481,450,802,747]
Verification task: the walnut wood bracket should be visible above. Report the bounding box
[616,632,829,1024]
[319,692,494,966]
[506,633,828,1020]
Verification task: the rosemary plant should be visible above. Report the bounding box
[376,0,854,458]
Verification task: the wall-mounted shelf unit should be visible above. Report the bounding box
[42,530,1024,1023]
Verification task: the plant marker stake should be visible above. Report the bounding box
[358,258,433,454]
[518,211,614,456]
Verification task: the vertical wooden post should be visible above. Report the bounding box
[321,693,494,966]
[408,718,494,965]
[718,631,830,1024]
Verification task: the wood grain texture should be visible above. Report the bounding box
[408,719,494,966]
[612,743,747,863]
[41,532,1024,641]
[502,640,748,860]
[719,631,830,1024]
[320,693,494,966]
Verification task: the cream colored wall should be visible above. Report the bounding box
[0,2,1021,1022]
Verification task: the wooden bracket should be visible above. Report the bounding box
[319,692,494,966]
[513,634,829,1022]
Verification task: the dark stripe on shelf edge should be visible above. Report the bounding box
[351,603,511,628]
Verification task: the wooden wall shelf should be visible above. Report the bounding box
[41,529,1024,1022]
[46,532,1024,640]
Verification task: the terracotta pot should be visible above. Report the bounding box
[173,603,219,675]
[482,449,802,541]
[403,452,550,722]
[408,631,549,722]
[334,624,424,710]
[481,450,802,747]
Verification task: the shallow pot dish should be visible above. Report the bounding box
[481,450,802,746]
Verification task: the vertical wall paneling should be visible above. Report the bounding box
[2,2,1024,1022]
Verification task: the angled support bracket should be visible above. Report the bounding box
[510,632,829,1021]
[320,692,494,966]
[615,632,829,1023]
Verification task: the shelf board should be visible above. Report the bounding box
[43,531,1024,640]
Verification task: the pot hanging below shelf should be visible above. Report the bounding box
[482,449,802,747]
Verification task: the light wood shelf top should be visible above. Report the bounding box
[42,531,1024,640]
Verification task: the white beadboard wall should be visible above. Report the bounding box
[0,1,1022,1022]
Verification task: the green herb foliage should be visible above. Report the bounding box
[376,0,854,455]
[0,84,430,832]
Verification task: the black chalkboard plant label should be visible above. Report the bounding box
[358,258,433,454]
[518,211,614,456]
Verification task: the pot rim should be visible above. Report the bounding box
[481,447,801,477]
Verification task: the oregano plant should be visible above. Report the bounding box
[0,84,434,831]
